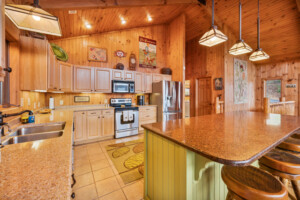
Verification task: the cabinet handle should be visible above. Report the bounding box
[54,87,57,89]
[146,115,150,117]
[90,112,96,114]
[59,88,61,90]
[82,112,85,114]
[98,117,100,119]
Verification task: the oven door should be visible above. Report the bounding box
[115,111,139,131]
[112,81,129,93]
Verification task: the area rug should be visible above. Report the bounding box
[106,139,144,184]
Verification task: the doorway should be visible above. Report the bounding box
[195,77,212,116]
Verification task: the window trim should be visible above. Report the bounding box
[262,77,283,105]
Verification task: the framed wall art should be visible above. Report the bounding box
[87,46,107,62]
[139,36,156,69]
[234,58,248,104]
[214,78,223,90]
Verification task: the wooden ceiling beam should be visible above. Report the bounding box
[8,0,201,9]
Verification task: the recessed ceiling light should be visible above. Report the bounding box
[147,15,152,22]
[120,17,126,25]
[85,22,92,29]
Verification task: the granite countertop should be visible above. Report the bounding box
[0,106,113,199]
[142,111,300,166]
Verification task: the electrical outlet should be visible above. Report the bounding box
[38,102,40,108]
[20,98,24,107]
[28,98,31,106]
[33,102,36,109]
[60,100,64,105]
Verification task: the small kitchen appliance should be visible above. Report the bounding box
[110,98,139,138]
[137,95,145,105]
[112,80,135,93]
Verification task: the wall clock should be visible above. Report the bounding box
[129,53,136,70]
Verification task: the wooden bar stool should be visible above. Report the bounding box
[221,165,288,200]
[259,149,300,200]
[277,137,300,155]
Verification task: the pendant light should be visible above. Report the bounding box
[199,0,228,47]
[5,0,62,36]
[229,0,253,55]
[249,0,269,61]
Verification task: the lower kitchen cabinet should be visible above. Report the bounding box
[74,109,115,144]
[139,106,157,132]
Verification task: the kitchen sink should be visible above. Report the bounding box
[9,122,66,137]
[1,122,66,146]
[2,131,63,145]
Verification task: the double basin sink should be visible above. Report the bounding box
[1,122,66,146]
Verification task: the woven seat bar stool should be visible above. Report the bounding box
[277,136,300,156]
[259,149,300,200]
[221,165,288,200]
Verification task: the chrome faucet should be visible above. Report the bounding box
[0,123,11,137]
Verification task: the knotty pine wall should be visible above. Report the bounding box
[255,59,300,115]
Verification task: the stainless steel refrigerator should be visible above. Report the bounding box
[150,80,182,122]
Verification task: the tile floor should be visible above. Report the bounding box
[73,134,144,200]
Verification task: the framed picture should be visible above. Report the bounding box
[87,46,107,62]
[214,78,223,90]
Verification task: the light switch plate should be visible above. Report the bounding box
[20,98,24,107]
[60,100,64,105]
[33,102,36,109]
[27,98,31,106]
[38,102,41,108]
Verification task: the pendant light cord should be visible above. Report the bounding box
[212,0,215,26]
[239,0,242,40]
[257,0,260,48]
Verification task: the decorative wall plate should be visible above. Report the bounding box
[114,50,127,58]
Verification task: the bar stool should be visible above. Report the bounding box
[277,137,300,156]
[259,149,300,200]
[221,165,288,200]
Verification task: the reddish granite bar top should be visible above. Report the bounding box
[142,111,300,166]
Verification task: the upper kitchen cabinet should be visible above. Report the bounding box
[20,35,47,91]
[47,44,59,90]
[94,68,112,93]
[59,62,73,92]
[112,69,135,81]
[153,74,172,83]
[135,72,152,93]
[73,66,94,92]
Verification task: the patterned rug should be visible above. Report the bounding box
[106,139,144,184]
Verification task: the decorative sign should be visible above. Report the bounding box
[234,58,248,104]
[214,78,223,90]
[286,84,296,88]
[129,53,137,70]
[114,50,127,58]
[139,36,156,69]
[74,96,90,103]
[88,46,107,62]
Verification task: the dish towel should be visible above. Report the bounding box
[128,111,134,121]
[123,111,129,122]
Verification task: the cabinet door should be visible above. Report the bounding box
[59,62,73,92]
[135,72,144,93]
[144,73,153,93]
[152,74,162,83]
[95,68,112,93]
[162,75,172,81]
[124,71,135,81]
[112,70,124,80]
[102,110,114,137]
[74,66,94,92]
[47,44,59,90]
[87,111,102,140]
[74,111,87,142]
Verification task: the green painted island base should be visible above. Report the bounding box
[144,130,228,200]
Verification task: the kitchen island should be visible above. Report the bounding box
[142,111,300,200]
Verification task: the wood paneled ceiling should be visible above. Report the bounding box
[8,0,300,63]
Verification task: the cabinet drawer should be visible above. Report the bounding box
[87,110,101,116]
[102,109,114,115]
[139,106,156,112]
[140,112,156,121]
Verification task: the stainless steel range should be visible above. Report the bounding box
[110,98,139,138]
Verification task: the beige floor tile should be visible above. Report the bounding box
[74,150,89,159]
[98,189,126,200]
[74,157,90,167]
[91,159,110,171]
[95,176,121,197]
[93,167,115,182]
[115,174,126,188]
[89,152,107,162]
[73,172,95,190]
[73,184,98,200]
[122,180,144,200]
[74,163,92,176]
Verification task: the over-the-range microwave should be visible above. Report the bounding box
[112,80,135,93]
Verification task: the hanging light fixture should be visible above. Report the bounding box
[249,0,269,61]
[199,0,228,47]
[229,0,253,55]
[5,0,62,36]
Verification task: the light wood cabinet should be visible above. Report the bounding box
[74,111,87,142]
[47,44,59,90]
[135,72,144,93]
[20,35,47,91]
[74,109,115,144]
[59,62,73,92]
[73,66,94,92]
[144,73,153,93]
[139,106,157,132]
[112,70,123,80]
[152,74,162,83]
[162,75,172,81]
[94,68,112,93]
[124,71,135,81]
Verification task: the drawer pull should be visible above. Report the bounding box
[82,112,85,115]
[90,112,96,114]
[146,115,150,117]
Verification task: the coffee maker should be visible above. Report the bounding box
[137,95,145,105]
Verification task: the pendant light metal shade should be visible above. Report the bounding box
[5,3,62,36]
[229,0,252,55]
[199,0,228,47]
[249,0,269,61]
